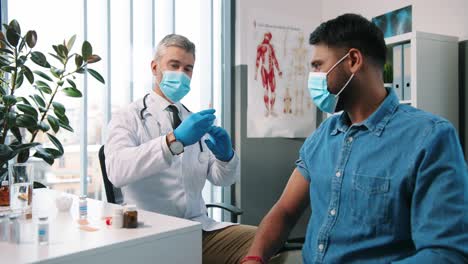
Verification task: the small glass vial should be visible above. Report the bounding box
[79,195,87,219]
[9,214,20,244]
[37,216,49,245]
[0,213,9,241]
[111,208,124,229]
[123,205,138,228]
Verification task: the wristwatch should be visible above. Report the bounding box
[166,131,184,155]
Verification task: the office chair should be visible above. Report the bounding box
[98,146,123,204]
[98,145,243,222]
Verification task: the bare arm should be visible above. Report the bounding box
[244,169,310,262]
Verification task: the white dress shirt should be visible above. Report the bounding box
[105,91,240,231]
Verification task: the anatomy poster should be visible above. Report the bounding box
[248,11,317,138]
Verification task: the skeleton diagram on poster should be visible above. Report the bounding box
[248,14,316,138]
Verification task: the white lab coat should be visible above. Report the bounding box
[105,91,240,231]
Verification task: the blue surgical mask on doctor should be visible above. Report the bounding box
[307,52,355,113]
[159,70,191,103]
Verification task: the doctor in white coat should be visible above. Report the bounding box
[105,34,257,264]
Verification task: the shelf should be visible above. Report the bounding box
[385,32,412,45]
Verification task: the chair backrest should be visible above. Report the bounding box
[98,145,123,204]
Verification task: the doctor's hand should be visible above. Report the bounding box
[204,126,234,162]
[174,109,216,146]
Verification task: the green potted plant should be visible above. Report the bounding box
[0,19,104,206]
[383,62,393,87]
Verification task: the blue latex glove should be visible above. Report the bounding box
[204,126,234,162]
[174,109,216,146]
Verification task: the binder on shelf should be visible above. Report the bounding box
[392,44,403,100]
[403,43,412,100]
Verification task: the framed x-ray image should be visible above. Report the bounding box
[372,5,412,38]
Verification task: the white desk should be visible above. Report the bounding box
[1,189,202,264]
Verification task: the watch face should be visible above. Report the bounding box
[170,141,184,155]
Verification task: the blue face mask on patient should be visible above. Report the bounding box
[159,71,191,103]
[307,53,354,113]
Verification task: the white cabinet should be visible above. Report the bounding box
[385,31,459,131]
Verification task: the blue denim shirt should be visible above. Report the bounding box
[296,88,468,263]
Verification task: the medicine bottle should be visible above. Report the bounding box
[112,208,124,229]
[0,213,8,241]
[123,205,138,228]
[9,214,20,244]
[79,195,87,219]
[38,216,49,245]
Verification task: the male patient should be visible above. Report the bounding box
[242,14,468,263]
[105,34,256,264]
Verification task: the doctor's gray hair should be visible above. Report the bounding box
[154,34,196,62]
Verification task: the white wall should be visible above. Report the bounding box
[322,0,468,41]
[235,0,322,65]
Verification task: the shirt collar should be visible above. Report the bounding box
[147,91,182,116]
[330,87,399,137]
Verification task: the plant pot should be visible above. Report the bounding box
[9,163,34,217]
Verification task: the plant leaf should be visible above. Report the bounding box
[33,70,53,81]
[17,96,31,105]
[62,87,82,97]
[25,30,37,48]
[1,66,15,73]
[10,126,22,141]
[16,114,37,128]
[35,80,52,94]
[67,35,76,51]
[17,149,30,163]
[50,66,64,78]
[87,54,101,64]
[82,41,92,60]
[44,148,62,158]
[8,20,21,35]
[15,71,24,88]
[32,94,46,107]
[75,54,83,68]
[52,102,65,115]
[58,44,68,57]
[22,66,34,84]
[55,111,69,125]
[58,121,74,132]
[46,133,63,154]
[0,48,13,55]
[6,28,20,47]
[87,68,105,84]
[38,121,50,132]
[3,95,17,105]
[0,144,16,161]
[48,52,65,64]
[10,142,40,153]
[16,104,38,119]
[33,147,54,165]
[31,51,51,68]
[6,112,17,127]
[66,78,76,89]
[47,115,59,133]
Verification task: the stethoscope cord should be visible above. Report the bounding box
[140,93,205,154]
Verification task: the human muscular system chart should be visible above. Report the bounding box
[254,32,283,117]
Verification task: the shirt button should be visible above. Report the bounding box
[318,244,324,251]
[335,171,341,177]
[330,209,336,216]
[348,137,353,142]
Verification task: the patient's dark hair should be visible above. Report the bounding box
[309,13,386,68]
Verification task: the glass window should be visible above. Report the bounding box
[7,0,230,220]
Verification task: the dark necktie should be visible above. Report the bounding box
[167,105,182,129]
